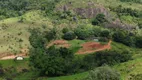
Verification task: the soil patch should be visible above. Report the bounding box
[76,40,112,54]
[47,40,70,48]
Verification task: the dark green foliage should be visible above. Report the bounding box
[99,37,109,42]
[95,50,132,66]
[45,28,58,41]
[110,5,141,17]
[92,27,102,37]
[112,30,135,47]
[129,74,142,80]
[135,36,142,48]
[0,64,4,76]
[85,66,120,80]
[100,30,110,38]
[74,25,93,40]
[29,29,46,48]
[138,22,142,29]
[0,0,61,19]
[92,14,107,25]
[63,31,76,40]
[62,28,69,34]
[83,50,132,67]
[30,46,74,76]
[112,30,142,48]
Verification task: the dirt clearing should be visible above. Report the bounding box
[76,40,112,54]
[47,40,70,48]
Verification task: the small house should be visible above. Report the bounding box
[15,56,24,61]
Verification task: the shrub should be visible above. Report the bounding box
[138,22,142,29]
[100,30,110,38]
[85,66,120,80]
[135,36,142,48]
[62,28,69,34]
[63,31,76,40]
[92,14,107,25]
[112,30,135,47]
[74,25,93,40]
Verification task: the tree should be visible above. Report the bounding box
[138,22,142,29]
[113,30,127,43]
[30,46,74,76]
[63,31,76,40]
[85,66,120,80]
[62,28,69,34]
[74,25,93,40]
[135,36,142,48]
[29,29,46,48]
[45,28,58,41]
[100,29,110,38]
[92,14,107,25]
[92,27,102,37]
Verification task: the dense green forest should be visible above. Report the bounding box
[0,0,142,80]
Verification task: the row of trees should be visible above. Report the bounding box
[62,25,110,41]
[113,30,142,48]
[0,0,61,20]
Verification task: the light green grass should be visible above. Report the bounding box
[0,10,53,53]
[0,58,29,73]
[37,72,88,80]
[114,58,142,80]
[69,39,86,53]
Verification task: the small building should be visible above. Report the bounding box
[15,56,24,61]
[94,38,99,42]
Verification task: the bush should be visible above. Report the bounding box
[85,66,120,80]
[83,50,132,66]
[92,14,107,25]
[135,36,142,48]
[100,30,110,38]
[0,64,4,76]
[112,30,135,47]
[63,31,76,40]
[99,37,109,42]
[74,25,93,40]
[62,28,69,34]
[138,22,142,29]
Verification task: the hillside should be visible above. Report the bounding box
[0,0,142,80]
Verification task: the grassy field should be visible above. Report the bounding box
[0,10,53,54]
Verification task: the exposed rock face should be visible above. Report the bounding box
[56,1,110,19]
[74,6,110,19]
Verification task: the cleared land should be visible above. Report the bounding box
[0,40,111,60]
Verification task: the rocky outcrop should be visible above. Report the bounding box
[56,1,111,19]
[74,6,110,19]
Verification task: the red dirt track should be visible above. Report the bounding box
[76,40,112,54]
[47,40,70,48]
